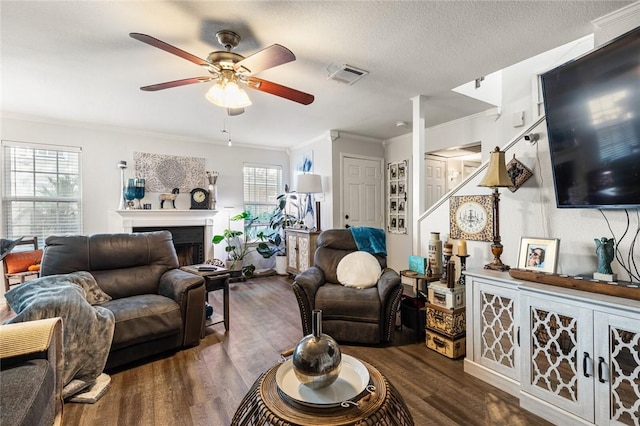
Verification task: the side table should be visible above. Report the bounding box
[231,357,414,425]
[400,271,440,341]
[181,265,230,331]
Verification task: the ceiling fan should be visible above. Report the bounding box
[130,30,314,115]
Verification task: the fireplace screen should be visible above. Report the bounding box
[133,226,204,266]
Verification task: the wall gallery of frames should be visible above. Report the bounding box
[388,160,407,234]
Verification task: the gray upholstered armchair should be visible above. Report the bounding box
[292,229,402,344]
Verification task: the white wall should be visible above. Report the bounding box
[1,114,290,263]
[384,136,413,271]
[288,131,333,231]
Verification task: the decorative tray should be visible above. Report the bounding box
[275,354,371,408]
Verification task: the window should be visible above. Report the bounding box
[243,163,282,239]
[2,141,82,243]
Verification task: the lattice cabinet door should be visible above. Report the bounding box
[474,282,520,381]
[284,230,319,275]
[594,312,640,426]
[520,294,595,423]
[286,232,298,271]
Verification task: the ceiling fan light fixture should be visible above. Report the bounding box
[225,81,252,108]
[205,80,252,109]
[205,82,225,105]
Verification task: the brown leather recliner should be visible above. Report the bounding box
[292,229,402,344]
[40,231,206,369]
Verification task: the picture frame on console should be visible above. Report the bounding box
[517,237,559,274]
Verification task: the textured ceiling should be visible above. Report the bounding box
[0,1,632,149]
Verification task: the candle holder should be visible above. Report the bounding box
[440,253,452,283]
[117,161,127,210]
[457,254,470,286]
[207,171,218,210]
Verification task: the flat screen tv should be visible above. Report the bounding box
[541,26,640,209]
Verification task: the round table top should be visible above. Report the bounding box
[232,356,413,426]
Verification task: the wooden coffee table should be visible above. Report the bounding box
[181,265,230,331]
[231,356,414,425]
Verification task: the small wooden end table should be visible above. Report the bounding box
[231,357,414,425]
[181,265,230,331]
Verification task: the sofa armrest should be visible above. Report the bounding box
[294,266,325,298]
[377,268,401,301]
[158,268,204,302]
[377,268,402,342]
[292,266,326,335]
[159,269,206,347]
[0,317,64,426]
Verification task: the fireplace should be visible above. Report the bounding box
[134,225,204,266]
[109,209,218,266]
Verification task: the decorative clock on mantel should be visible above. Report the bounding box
[190,188,209,210]
[450,195,494,242]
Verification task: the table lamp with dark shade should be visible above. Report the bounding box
[297,173,323,231]
[478,147,513,271]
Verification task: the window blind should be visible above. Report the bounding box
[243,163,282,239]
[2,141,82,242]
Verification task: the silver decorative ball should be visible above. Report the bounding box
[292,310,342,389]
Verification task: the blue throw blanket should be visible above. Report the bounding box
[350,227,386,255]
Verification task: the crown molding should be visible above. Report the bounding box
[0,112,287,152]
[592,2,640,29]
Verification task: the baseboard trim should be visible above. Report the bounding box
[463,359,520,397]
[519,391,593,425]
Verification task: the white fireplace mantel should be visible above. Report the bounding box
[108,209,219,260]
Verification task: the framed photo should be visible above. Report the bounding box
[398,163,406,178]
[387,160,408,234]
[517,237,560,274]
[390,164,398,179]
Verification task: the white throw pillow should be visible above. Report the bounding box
[336,251,382,289]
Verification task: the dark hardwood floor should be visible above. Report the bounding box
[5,275,551,426]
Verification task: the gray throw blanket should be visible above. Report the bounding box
[4,272,115,398]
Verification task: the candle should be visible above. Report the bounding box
[458,238,467,256]
[444,242,453,256]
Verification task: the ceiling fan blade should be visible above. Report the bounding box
[130,33,216,70]
[234,44,295,76]
[227,108,245,116]
[140,77,214,91]
[246,77,314,105]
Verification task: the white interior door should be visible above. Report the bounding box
[341,156,383,229]
[425,155,447,210]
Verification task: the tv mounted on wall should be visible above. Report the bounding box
[541,26,640,209]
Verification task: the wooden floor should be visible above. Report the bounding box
[5,275,551,426]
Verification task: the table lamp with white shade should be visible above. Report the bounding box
[297,173,323,231]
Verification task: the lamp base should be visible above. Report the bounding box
[484,261,510,272]
[484,240,510,271]
[315,200,321,232]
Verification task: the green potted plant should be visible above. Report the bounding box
[212,211,256,277]
[256,192,299,275]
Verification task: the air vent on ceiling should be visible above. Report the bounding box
[327,64,369,85]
